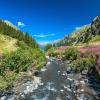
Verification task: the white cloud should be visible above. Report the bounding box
[75,27,81,30]
[33,33,55,38]
[18,21,25,27]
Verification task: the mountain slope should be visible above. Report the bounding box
[53,15,100,47]
[0,19,38,48]
[0,34,18,54]
[0,19,46,91]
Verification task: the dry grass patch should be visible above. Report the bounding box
[0,34,18,54]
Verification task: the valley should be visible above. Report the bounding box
[0,16,100,100]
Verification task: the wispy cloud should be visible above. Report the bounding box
[18,21,25,27]
[33,33,55,38]
[75,27,81,30]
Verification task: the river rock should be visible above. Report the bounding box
[34,70,40,76]
[0,96,6,100]
[41,67,47,72]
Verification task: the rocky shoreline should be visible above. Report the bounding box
[65,59,100,99]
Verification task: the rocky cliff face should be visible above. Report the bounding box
[91,15,100,35]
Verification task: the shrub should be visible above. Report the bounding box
[0,45,46,74]
[47,47,59,57]
[0,44,46,90]
[0,72,17,91]
[64,47,80,60]
[0,49,33,73]
[72,57,96,72]
[45,44,52,51]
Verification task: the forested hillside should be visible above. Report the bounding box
[0,20,38,48]
[0,19,46,91]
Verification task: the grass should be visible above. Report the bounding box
[0,37,46,91]
[0,72,18,91]
[89,35,100,43]
[0,34,18,54]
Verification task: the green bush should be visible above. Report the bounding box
[89,35,100,42]
[72,57,96,71]
[45,44,52,51]
[64,48,79,60]
[0,42,46,74]
[47,47,59,57]
[0,49,33,73]
[0,44,46,90]
[0,72,17,91]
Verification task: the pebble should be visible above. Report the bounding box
[47,62,51,65]
[58,71,60,73]
[50,88,57,92]
[80,89,84,92]
[62,73,66,76]
[64,85,71,92]
[21,94,25,98]
[64,85,67,89]
[41,68,47,72]
[67,77,73,81]
[60,89,64,93]
[80,80,85,85]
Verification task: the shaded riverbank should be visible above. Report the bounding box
[0,57,100,100]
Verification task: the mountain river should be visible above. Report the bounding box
[0,57,99,100]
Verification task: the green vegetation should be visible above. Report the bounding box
[46,47,97,73]
[45,15,100,74]
[0,42,46,90]
[63,48,96,72]
[0,20,38,48]
[48,16,100,47]
[0,40,46,91]
[46,47,59,57]
[89,35,100,43]
[64,48,79,60]
[0,20,46,91]
[45,44,52,51]
[72,57,96,72]
[0,34,18,54]
[1,42,46,73]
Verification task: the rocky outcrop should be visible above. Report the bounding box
[52,15,100,46]
[91,15,100,35]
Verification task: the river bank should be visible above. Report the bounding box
[0,57,100,100]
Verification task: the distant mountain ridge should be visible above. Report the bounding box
[52,15,100,47]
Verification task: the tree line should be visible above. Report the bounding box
[0,20,38,48]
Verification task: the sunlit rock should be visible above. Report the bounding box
[60,89,64,92]
[0,96,6,100]
[67,77,73,81]
[58,70,60,73]
[80,80,85,85]
[56,97,62,100]
[80,89,84,92]
[47,62,51,65]
[46,56,49,59]
[41,67,47,72]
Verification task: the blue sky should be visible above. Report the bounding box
[0,0,100,45]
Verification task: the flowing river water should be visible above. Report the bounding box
[0,57,99,100]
